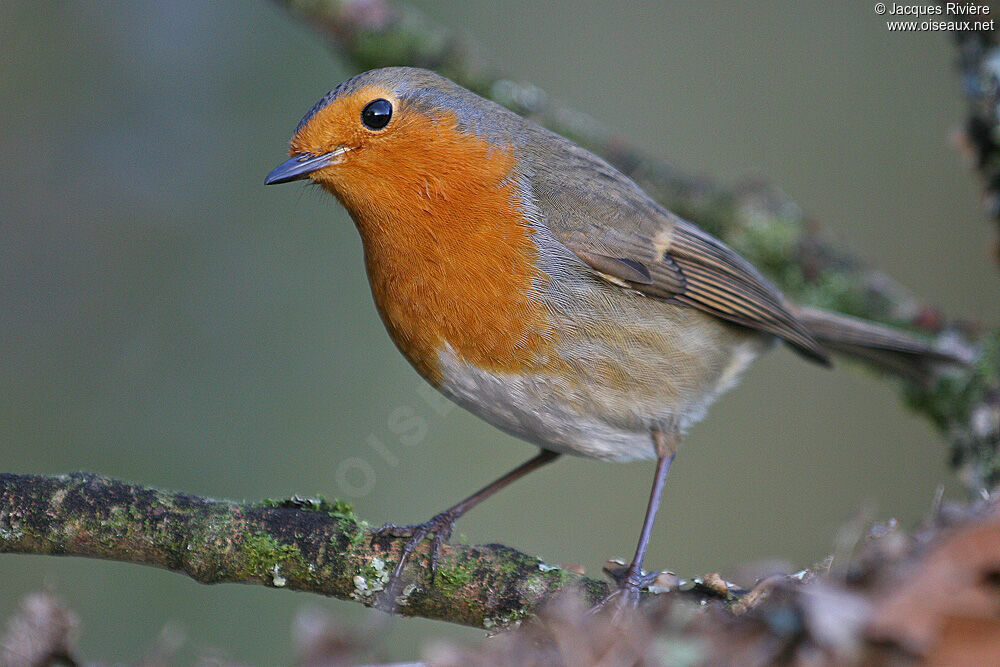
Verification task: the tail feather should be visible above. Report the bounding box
[795,305,971,382]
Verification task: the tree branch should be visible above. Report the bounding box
[9,474,1000,663]
[948,15,1000,252]
[0,472,608,629]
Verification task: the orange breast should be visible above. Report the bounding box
[303,101,554,385]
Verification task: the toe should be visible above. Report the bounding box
[375,522,414,538]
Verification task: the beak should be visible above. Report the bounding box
[264,149,348,185]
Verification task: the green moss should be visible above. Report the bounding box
[543,565,576,589]
[98,504,152,549]
[436,562,474,594]
[349,524,368,547]
[244,532,301,579]
[323,500,369,552]
[906,331,999,429]
[327,499,358,522]
[497,550,535,575]
[905,373,973,432]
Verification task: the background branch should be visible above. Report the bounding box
[949,17,1000,250]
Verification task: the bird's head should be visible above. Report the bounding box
[265,67,524,226]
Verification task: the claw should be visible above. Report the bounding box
[590,563,671,616]
[372,510,457,613]
[366,451,562,614]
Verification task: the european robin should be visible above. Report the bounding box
[266,67,956,607]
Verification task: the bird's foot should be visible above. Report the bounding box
[372,510,457,612]
[591,560,675,617]
[376,509,457,575]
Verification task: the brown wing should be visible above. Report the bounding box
[660,221,827,363]
[523,128,828,364]
[559,220,828,364]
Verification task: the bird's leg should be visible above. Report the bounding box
[374,448,560,611]
[598,428,678,611]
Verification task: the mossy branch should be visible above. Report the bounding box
[0,472,609,629]
[274,0,1000,486]
[948,15,1000,247]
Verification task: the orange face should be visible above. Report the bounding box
[286,85,400,191]
[278,85,556,385]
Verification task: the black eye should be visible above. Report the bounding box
[361,99,392,130]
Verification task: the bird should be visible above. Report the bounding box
[265,66,957,608]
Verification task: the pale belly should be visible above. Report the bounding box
[435,296,770,463]
[438,347,659,461]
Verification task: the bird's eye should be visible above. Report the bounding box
[361,99,392,130]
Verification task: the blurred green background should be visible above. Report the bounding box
[1,1,996,663]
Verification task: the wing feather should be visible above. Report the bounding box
[524,130,828,363]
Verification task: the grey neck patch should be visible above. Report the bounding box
[400,83,521,148]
